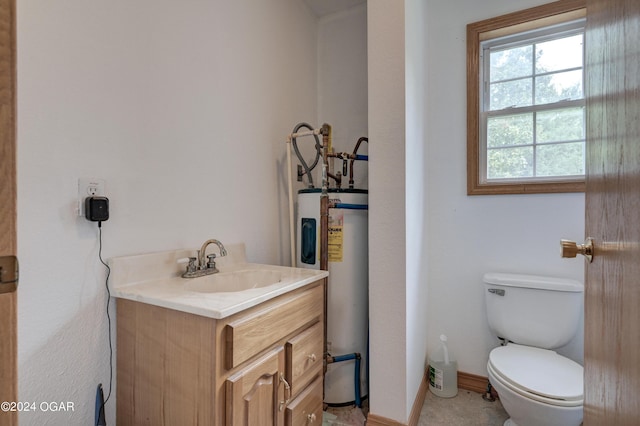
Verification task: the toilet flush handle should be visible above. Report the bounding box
[560,238,594,263]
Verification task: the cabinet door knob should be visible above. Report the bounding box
[307,413,317,423]
[308,353,317,362]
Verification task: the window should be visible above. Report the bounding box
[467,0,586,195]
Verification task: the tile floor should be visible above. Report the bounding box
[416,390,508,425]
[324,390,508,426]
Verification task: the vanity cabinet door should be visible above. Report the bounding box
[225,346,286,426]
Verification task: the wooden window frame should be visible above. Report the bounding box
[467,0,587,195]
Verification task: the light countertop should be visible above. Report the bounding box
[109,243,328,319]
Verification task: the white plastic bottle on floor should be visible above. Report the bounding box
[428,334,458,398]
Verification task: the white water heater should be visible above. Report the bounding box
[296,188,368,405]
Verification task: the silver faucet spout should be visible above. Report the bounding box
[198,239,227,269]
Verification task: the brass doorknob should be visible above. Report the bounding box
[560,238,594,263]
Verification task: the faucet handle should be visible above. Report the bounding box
[177,257,198,274]
[206,254,217,270]
[186,257,198,273]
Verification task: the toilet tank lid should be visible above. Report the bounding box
[483,273,583,292]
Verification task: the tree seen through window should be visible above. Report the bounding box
[484,30,585,180]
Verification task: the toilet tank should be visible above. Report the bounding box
[483,273,583,349]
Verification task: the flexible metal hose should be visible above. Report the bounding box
[291,122,322,188]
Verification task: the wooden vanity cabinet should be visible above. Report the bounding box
[116,280,325,426]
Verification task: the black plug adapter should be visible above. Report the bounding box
[85,196,109,222]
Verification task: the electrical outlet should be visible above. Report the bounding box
[78,178,105,216]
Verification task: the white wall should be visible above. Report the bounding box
[405,0,430,418]
[317,4,368,188]
[424,0,586,377]
[367,0,408,422]
[17,0,318,423]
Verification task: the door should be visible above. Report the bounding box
[584,0,640,423]
[0,0,17,425]
[225,347,286,426]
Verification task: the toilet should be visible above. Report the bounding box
[483,272,584,426]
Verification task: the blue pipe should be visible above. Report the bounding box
[327,353,362,407]
[354,155,368,161]
[331,353,356,363]
[333,203,368,210]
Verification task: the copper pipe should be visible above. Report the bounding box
[327,171,342,188]
[327,151,366,188]
[320,123,331,377]
[320,123,330,273]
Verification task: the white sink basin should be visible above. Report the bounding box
[109,243,328,318]
[184,270,282,293]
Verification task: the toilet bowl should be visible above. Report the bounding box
[487,344,583,426]
[483,273,584,426]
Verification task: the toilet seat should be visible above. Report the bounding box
[488,344,583,407]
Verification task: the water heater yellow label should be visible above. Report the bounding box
[328,225,343,262]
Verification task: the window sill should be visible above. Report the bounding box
[467,180,585,195]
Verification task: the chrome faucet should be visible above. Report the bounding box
[199,239,227,269]
[181,239,227,278]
